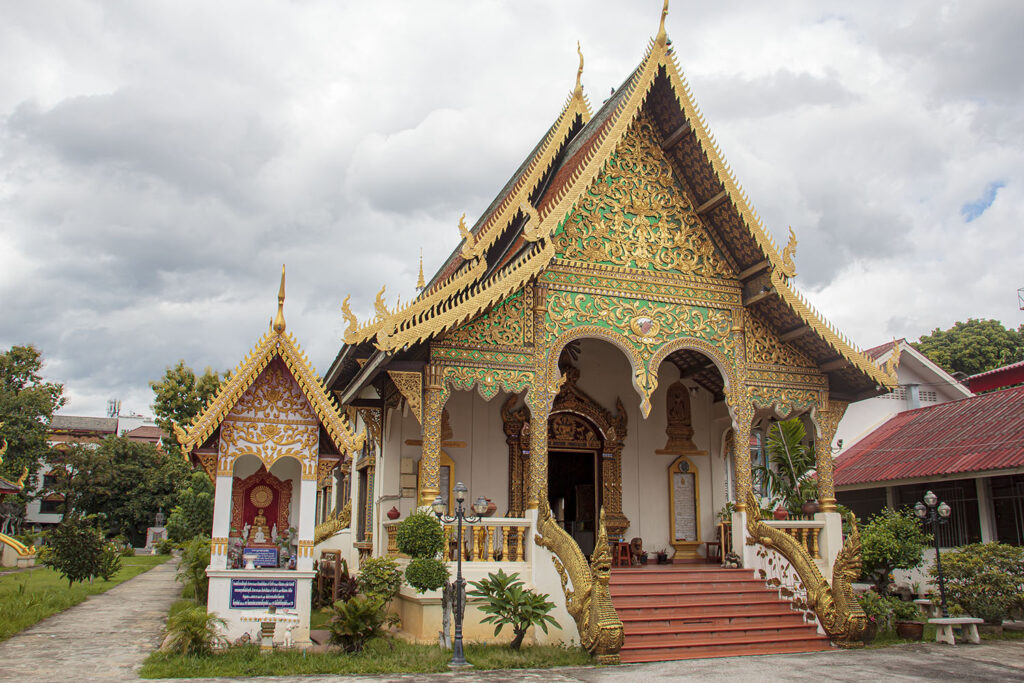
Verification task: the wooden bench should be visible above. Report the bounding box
[929,617,983,645]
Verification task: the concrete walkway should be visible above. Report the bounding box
[149,640,1024,682]
[0,558,179,681]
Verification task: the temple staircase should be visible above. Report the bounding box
[611,564,831,662]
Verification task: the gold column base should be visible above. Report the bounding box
[819,497,837,513]
[418,486,440,508]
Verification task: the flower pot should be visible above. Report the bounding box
[656,553,669,565]
[773,507,789,520]
[484,498,498,517]
[895,621,924,641]
[862,620,878,645]
[801,500,820,516]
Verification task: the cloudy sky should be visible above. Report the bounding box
[1,1,1021,418]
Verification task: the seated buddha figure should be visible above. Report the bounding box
[250,508,271,545]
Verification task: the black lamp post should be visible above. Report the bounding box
[433,481,487,669]
[915,490,953,618]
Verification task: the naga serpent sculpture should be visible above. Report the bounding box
[745,490,868,647]
[535,506,624,663]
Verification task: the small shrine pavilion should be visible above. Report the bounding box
[317,2,900,662]
[177,268,364,645]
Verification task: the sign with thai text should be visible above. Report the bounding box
[245,546,279,567]
[230,578,296,609]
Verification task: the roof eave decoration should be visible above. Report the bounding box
[177,266,366,459]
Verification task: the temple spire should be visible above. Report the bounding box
[573,41,584,98]
[272,264,286,333]
[416,248,425,290]
[656,0,669,47]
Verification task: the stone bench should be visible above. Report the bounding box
[928,617,984,645]
[914,598,940,619]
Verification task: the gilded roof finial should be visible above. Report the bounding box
[416,248,425,290]
[656,0,669,47]
[272,264,286,334]
[573,41,584,98]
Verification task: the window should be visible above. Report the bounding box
[40,500,63,515]
[895,479,981,547]
[990,474,1024,546]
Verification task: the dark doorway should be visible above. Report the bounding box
[548,450,598,555]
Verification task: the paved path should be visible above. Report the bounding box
[0,558,179,681]
[150,640,1024,682]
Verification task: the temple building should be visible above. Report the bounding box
[315,4,900,663]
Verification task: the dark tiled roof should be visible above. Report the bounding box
[49,415,117,433]
[833,385,1024,486]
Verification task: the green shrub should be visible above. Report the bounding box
[860,507,929,594]
[356,557,402,603]
[467,569,559,650]
[120,544,136,557]
[98,542,123,581]
[396,511,445,558]
[163,605,226,655]
[177,536,211,603]
[891,598,923,622]
[933,542,1024,624]
[156,538,177,556]
[324,596,396,653]
[405,557,449,593]
[41,514,105,587]
[857,591,896,631]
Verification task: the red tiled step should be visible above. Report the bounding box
[612,591,789,608]
[623,622,821,646]
[619,610,808,630]
[619,638,832,663]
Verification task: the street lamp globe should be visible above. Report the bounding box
[431,496,446,516]
[924,490,938,507]
[914,502,927,518]
[454,481,468,502]
[937,502,952,518]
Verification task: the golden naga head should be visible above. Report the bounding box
[458,213,476,260]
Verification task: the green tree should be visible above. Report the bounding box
[0,345,65,533]
[913,319,1024,376]
[860,507,930,594]
[150,361,223,455]
[47,436,188,543]
[165,471,215,542]
[41,513,105,587]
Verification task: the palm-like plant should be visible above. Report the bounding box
[755,418,816,514]
[163,606,226,655]
[467,569,560,650]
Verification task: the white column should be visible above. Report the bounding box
[297,478,317,571]
[210,474,233,570]
[976,477,995,542]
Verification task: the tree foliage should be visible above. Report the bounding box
[860,507,930,594]
[46,436,188,543]
[150,361,223,455]
[166,471,215,542]
[356,557,403,604]
[913,318,1024,377]
[467,569,560,650]
[41,514,106,587]
[0,345,65,531]
[933,542,1024,623]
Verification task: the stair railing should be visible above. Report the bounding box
[535,506,624,663]
[744,491,868,647]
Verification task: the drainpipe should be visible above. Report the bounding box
[906,384,921,410]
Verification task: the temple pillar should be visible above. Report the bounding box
[811,400,848,513]
[729,403,755,512]
[211,472,233,570]
[297,476,317,571]
[525,388,551,511]
[418,364,448,507]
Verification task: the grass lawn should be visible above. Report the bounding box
[141,638,593,678]
[0,554,170,641]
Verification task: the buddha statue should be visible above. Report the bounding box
[251,508,270,545]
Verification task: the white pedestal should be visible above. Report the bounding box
[206,568,315,646]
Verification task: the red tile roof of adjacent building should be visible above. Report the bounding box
[833,384,1024,487]
[967,360,1024,393]
[863,339,903,361]
[123,425,166,442]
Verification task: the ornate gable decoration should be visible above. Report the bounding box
[176,267,365,460]
[440,287,534,349]
[556,113,732,279]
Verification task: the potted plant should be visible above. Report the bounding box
[799,481,820,517]
[754,418,816,518]
[717,501,736,523]
[892,599,925,640]
[655,548,669,564]
[773,506,789,520]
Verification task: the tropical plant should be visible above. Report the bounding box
[860,507,929,595]
[166,471,214,542]
[41,514,105,587]
[98,542,123,581]
[396,511,445,558]
[177,536,211,603]
[356,557,403,603]
[467,569,560,650]
[162,605,226,655]
[933,543,1024,624]
[891,598,923,623]
[754,418,815,514]
[156,538,177,555]
[323,596,396,653]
